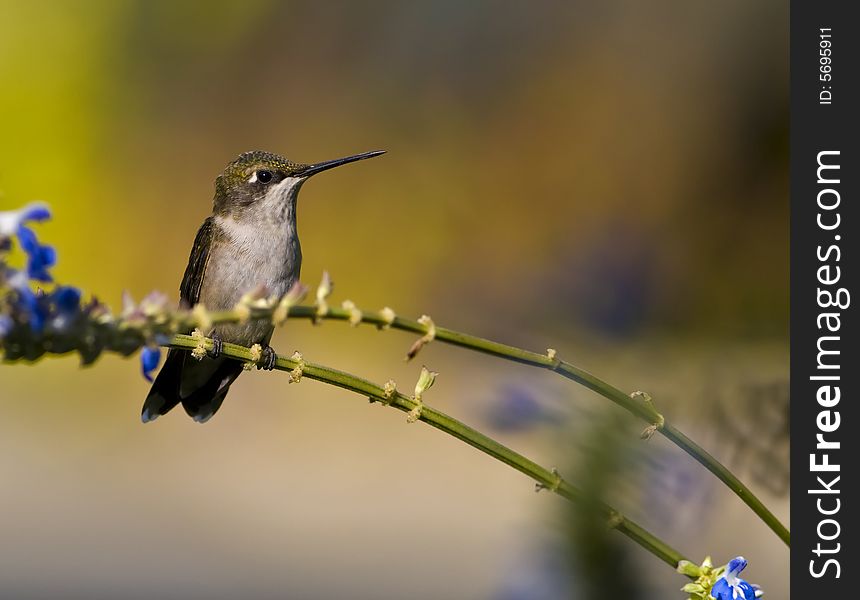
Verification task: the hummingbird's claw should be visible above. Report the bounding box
[258,345,278,371]
[209,333,224,359]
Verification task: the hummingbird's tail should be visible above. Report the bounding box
[141,349,185,422]
[179,358,244,423]
[142,351,244,423]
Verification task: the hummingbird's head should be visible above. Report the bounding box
[213,149,384,222]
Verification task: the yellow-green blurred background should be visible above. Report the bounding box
[1,1,788,598]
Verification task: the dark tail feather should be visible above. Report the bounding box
[141,349,185,423]
[181,358,244,423]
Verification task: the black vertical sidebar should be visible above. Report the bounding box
[791,1,858,595]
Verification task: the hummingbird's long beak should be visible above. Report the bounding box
[296,150,385,178]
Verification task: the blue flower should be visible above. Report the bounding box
[15,286,49,333]
[16,224,57,282]
[45,285,83,332]
[0,203,56,282]
[2,273,81,334]
[0,202,51,238]
[140,346,162,382]
[711,557,760,599]
[486,384,552,432]
[52,286,81,314]
[1,203,78,338]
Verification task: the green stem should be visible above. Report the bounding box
[195,304,789,546]
[167,333,688,568]
[660,424,789,546]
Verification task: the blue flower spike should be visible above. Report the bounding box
[710,557,761,600]
[140,346,162,382]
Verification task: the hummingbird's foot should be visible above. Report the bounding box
[209,333,224,359]
[258,345,278,371]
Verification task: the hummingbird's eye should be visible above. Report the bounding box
[255,170,273,184]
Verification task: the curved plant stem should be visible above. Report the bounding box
[194,304,789,547]
[167,333,688,568]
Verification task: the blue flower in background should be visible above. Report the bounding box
[16,223,57,282]
[1,204,63,333]
[47,285,83,331]
[140,346,162,382]
[3,270,49,332]
[1,202,55,282]
[21,288,50,333]
[486,384,554,432]
[52,286,82,315]
[0,202,51,238]
[711,557,760,599]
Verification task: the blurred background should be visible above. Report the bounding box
[0,1,788,598]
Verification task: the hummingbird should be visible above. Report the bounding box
[141,149,385,423]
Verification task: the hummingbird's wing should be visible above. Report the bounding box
[143,217,242,423]
[179,216,215,307]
